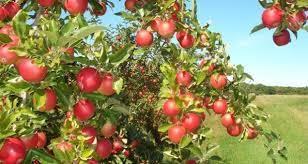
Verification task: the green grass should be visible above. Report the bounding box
[208,95,308,164]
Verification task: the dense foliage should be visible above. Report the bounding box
[0,0,305,163]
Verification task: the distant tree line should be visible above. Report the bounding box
[244,83,308,95]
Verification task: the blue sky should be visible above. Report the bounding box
[100,0,308,87]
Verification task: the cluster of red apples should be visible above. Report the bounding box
[260,3,307,46]
[163,65,258,144]
[133,1,196,49]
[63,112,140,162]
[0,132,46,163]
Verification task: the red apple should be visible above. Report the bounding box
[65,47,74,57]
[186,160,197,164]
[210,74,227,90]
[0,45,18,65]
[36,132,47,148]
[93,2,107,16]
[64,0,88,16]
[176,70,192,87]
[227,124,243,137]
[262,6,284,29]
[125,0,137,11]
[20,133,39,150]
[213,98,228,114]
[112,140,123,153]
[38,89,57,111]
[151,18,162,32]
[176,30,187,41]
[15,58,48,83]
[135,29,153,47]
[38,0,55,7]
[182,113,201,133]
[221,113,235,128]
[101,121,116,138]
[73,99,95,121]
[168,125,186,144]
[0,138,26,163]
[97,73,116,96]
[123,150,130,157]
[287,11,306,31]
[171,13,179,22]
[130,140,140,149]
[82,126,97,144]
[158,19,176,38]
[273,29,290,46]
[96,139,112,159]
[163,99,180,116]
[247,127,258,139]
[4,2,20,18]
[173,2,181,13]
[0,25,14,35]
[178,33,195,49]
[0,7,7,21]
[88,159,99,164]
[76,67,102,93]
[0,25,20,47]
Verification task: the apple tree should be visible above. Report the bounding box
[0,0,290,163]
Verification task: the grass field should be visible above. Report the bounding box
[208,95,308,164]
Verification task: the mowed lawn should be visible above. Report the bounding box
[207,95,308,164]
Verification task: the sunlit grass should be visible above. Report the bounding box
[208,95,308,164]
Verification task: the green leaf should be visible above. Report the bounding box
[303,25,308,32]
[58,25,104,47]
[191,108,205,113]
[110,105,129,115]
[83,93,107,101]
[209,155,223,161]
[106,98,130,115]
[12,11,30,39]
[109,44,135,66]
[60,20,76,35]
[158,123,172,133]
[5,82,31,93]
[179,135,192,148]
[187,145,202,157]
[250,24,265,34]
[54,86,70,107]
[115,12,136,21]
[23,149,60,164]
[80,148,94,160]
[41,31,59,45]
[0,33,12,44]
[33,91,47,110]
[113,78,123,94]
[258,0,273,8]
